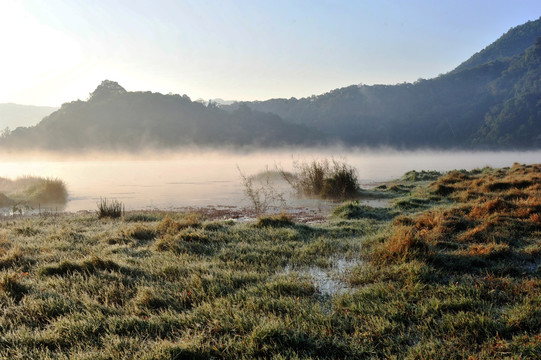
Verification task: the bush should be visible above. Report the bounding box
[238,166,286,215]
[97,198,124,219]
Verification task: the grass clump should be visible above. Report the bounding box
[156,213,203,235]
[393,197,431,211]
[283,159,360,200]
[97,198,124,219]
[0,271,28,302]
[332,201,394,220]
[155,228,210,254]
[121,224,156,241]
[255,212,294,228]
[40,256,120,277]
[401,169,442,181]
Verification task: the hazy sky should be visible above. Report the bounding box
[2,0,541,106]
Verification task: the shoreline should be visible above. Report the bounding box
[0,203,333,224]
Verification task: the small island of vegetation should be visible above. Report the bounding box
[0,176,67,211]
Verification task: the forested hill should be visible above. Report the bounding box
[227,17,541,149]
[0,81,323,150]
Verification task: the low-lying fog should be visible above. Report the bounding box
[1,149,540,212]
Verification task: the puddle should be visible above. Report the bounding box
[359,198,391,208]
[283,257,361,297]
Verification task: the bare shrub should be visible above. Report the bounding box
[238,166,286,215]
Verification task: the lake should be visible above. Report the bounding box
[1,149,540,212]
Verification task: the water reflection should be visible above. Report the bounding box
[283,257,360,297]
[0,149,539,212]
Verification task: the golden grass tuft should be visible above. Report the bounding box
[256,211,294,228]
[462,242,510,259]
[468,198,515,218]
[156,213,203,235]
[373,226,428,263]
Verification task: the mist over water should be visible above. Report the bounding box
[1,149,540,212]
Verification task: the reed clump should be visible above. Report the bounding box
[97,198,124,219]
[283,159,360,200]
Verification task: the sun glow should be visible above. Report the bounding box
[0,1,88,104]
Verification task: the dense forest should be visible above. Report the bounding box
[227,17,541,149]
[1,17,540,150]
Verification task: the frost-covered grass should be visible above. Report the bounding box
[0,163,540,358]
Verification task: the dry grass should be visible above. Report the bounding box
[255,211,294,228]
[374,163,541,268]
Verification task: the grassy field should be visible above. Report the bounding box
[0,163,540,359]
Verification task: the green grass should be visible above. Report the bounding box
[0,164,540,358]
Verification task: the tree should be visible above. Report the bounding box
[1,127,11,138]
[88,80,127,102]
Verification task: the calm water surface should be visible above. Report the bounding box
[1,149,540,212]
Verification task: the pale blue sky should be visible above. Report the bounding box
[2,0,541,106]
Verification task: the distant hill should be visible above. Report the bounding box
[225,17,541,149]
[0,103,58,130]
[0,81,323,150]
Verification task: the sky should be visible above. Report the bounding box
[1,0,541,106]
